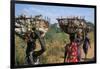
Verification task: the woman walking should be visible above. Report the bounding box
[25,29,46,65]
[64,33,79,63]
[83,33,91,59]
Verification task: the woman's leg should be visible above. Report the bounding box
[26,42,36,64]
[32,37,46,57]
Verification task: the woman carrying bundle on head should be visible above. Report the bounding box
[64,33,79,63]
[24,17,49,65]
[83,32,91,59]
[25,29,46,65]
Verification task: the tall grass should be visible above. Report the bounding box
[15,30,94,65]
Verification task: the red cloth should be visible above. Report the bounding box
[65,42,78,63]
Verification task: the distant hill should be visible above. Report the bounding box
[50,23,62,33]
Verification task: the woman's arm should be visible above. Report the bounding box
[64,45,68,63]
[64,47,67,63]
[34,30,46,56]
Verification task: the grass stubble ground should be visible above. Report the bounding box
[15,31,94,65]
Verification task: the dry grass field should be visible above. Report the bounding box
[15,30,95,65]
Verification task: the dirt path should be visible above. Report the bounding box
[80,43,94,61]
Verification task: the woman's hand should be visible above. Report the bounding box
[35,30,46,38]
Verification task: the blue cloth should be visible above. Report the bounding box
[83,35,90,54]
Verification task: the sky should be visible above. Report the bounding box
[15,4,95,24]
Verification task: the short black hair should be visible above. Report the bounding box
[69,33,76,42]
[32,27,36,31]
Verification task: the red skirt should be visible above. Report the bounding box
[65,42,79,63]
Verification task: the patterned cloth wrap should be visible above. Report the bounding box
[65,42,79,63]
